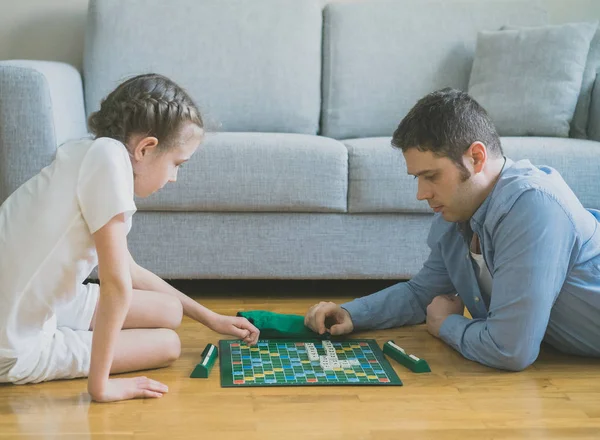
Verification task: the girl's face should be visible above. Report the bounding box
[129,122,204,198]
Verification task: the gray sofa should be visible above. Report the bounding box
[1,0,599,280]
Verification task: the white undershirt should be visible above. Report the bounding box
[470,251,493,306]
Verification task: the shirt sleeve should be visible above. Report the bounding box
[342,218,456,330]
[77,138,137,234]
[439,189,577,371]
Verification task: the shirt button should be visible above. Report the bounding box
[475,297,480,302]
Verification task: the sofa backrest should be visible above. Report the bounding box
[321,0,548,139]
[83,0,323,134]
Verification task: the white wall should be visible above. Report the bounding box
[0,0,599,70]
[0,0,88,68]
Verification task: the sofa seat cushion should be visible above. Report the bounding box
[501,137,600,209]
[346,136,600,213]
[135,133,348,212]
[345,137,426,213]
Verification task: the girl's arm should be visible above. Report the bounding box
[88,214,167,402]
[128,253,259,345]
[128,253,215,325]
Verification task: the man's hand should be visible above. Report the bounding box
[304,301,354,336]
[209,314,260,346]
[426,294,465,337]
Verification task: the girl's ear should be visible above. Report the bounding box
[132,136,159,162]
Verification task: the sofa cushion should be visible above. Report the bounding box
[572,26,600,139]
[345,137,426,214]
[135,133,348,212]
[589,74,600,141]
[498,23,600,139]
[468,21,598,137]
[346,136,600,213]
[84,0,322,134]
[501,137,600,209]
[321,0,547,139]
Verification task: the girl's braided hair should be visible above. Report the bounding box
[88,73,203,151]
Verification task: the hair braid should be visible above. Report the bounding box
[88,73,203,151]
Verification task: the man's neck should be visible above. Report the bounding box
[461,156,507,231]
[477,156,507,206]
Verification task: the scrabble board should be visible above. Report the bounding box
[219,339,402,387]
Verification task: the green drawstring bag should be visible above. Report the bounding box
[236,310,330,340]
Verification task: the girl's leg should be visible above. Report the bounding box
[110,328,181,374]
[9,287,184,384]
[7,327,181,384]
[89,289,183,331]
[89,289,184,374]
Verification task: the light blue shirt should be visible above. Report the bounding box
[342,158,600,371]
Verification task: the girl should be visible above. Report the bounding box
[0,73,259,402]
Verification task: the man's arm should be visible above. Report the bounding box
[342,219,456,330]
[439,190,576,371]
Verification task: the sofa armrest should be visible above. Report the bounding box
[0,60,88,204]
[589,73,600,142]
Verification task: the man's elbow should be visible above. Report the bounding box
[501,357,534,372]
[495,349,538,372]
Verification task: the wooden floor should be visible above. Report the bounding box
[2,286,600,439]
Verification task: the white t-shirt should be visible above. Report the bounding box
[0,137,136,363]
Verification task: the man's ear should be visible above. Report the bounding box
[466,141,487,174]
[132,136,159,162]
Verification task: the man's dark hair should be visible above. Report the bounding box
[392,88,503,177]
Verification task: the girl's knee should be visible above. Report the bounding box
[165,295,183,330]
[159,329,181,364]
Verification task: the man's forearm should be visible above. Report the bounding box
[131,264,218,327]
[343,227,456,331]
[342,282,428,330]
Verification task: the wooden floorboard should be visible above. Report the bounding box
[1,285,600,439]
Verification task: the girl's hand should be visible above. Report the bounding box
[89,377,168,403]
[210,314,260,345]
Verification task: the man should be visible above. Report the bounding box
[304,88,600,371]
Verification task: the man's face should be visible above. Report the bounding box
[403,148,478,222]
